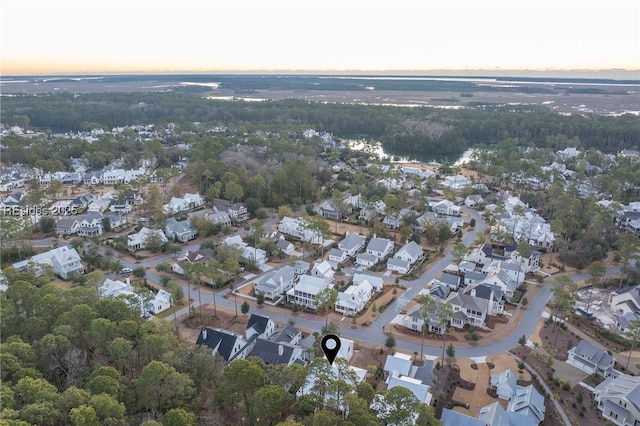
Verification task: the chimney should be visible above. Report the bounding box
[470,288,476,297]
[278,345,284,356]
[126,276,130,286]
[203,329,207,339]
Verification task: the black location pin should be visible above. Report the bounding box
[321,334,341,365]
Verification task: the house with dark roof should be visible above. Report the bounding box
[247,338,306,366]
[246,314,276,340]
[446,292,489,329]
[464,283,505,316]
[196,327,250,362]
[271,324,302,345]
[433,272,462,291]
[567,340,615,377]
[171,248,215,275]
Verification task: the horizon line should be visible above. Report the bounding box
[3,67,640,78]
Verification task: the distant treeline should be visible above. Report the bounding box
[1,92,639,154]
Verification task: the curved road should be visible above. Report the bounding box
[94,207,620,358]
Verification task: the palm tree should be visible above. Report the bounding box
[625,319,640,370]
[438,303,454,366]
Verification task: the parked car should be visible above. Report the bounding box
[120,267,133,274]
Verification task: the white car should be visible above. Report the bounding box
[120,267,133,275]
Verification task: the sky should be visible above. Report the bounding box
[1,0,639,75]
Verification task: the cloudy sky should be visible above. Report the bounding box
[2,0,639,75]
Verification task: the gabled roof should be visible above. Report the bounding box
[248,338,302,365]
[246,314,271,337]
[570,340,614,367]
[438,272,460,286]
[367,237,393,253]
[396,241,423,259]
[448,292,489,313]
[271,324,301,344]
[440,409,485,426]
[339,233,366,251]
[196,327,246,361]
[383,353,412,376]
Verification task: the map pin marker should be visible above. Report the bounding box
[321,334,341,365]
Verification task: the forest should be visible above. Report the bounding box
[1,92,639,156]
[0,267,440,426]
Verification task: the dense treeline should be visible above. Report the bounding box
[1,93,639,155]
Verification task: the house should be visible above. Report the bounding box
[292,260,310,276]
[247,338,306,366]
[83,171,104,185]
[228,202,249,222]
[147,289,172,315]
[271,324,302,345]
[433,272,461,291]
[127,227,168,252]
[383,352,413,379]
[189,207,232,228]
[441,409,486,426]
[104,213,127,230]
[464,284,505,316]
[297,361,366,411]
[355,253,378,268]
[610,285,640,317]
[441,175,471,190]
[286,275,331,309]
[328,248,348,264]
[311,260,335,282]
[386,258,411,275]
[99,278,143,313]
[507,384,546,424]
[12,245,84,279]
[366,237,394,259]
[446,292,489,329]
[335,278,373,316]
[338,233,366,257]
[353,273,383,292]
[223,235,268,265]
[431,199,461,216]
[196,327,251,362]
[593,373,640,426]
[75,212,104,237]
[278,216,322,244]
[165,217,198,242]
[275,239,295,255]
[171,248,214,275]
[490,369,519,401]
[315,199,343,221]
[393,241,424,265]
[246,314,276,340]
[88,197,113,213]
[464,194,484,208]
[567,340,615,377]
[478,402,537,426]
[337,337,355,361]
[254,266,295,301]
[387,375,431,404]
[56,217,80,236]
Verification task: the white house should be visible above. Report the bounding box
[196,327,251,362]
[328,248,348,264]
[335,279,373,316]
[394,241,424,265]
[431,199,461,216]
[286,275,331,310]
[338,233,366,257]
[355,253,378,268]
[594,373,640,426]
[441,174,471,190]
[13,246,84,279]
[366,237,394,259]
[386,258,411,275]
[350,275,381,294]
[311,260,335,282]
[567,340,615,377]
[127,227,168,252]
[446,292,489,329]
[278,216,323,245]
[254,266,295,301]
